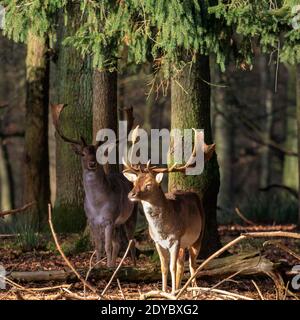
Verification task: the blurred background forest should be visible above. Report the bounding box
[0,31,298,226]
[0,1,300,242]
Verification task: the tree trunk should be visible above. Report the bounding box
[296,64,300,226]
[54,4,93,232]
[169,54,221,257]
[283,66,298,190]
[23,32,50,230]
[259,55,273,188]
[213,71,235,223]
[93,69,118,173]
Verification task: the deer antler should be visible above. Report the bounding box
[150,129,208,174]
[51,104,82,146]
[123,128,215,175]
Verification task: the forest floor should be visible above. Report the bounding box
[0,224,299,300]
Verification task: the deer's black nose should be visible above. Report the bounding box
[88,161,97,169]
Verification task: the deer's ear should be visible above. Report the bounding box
[204,143,215,162]
[123,172,138,182]
[71,144,83,155]
[155,172,164,184]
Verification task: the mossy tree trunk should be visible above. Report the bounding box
[54,4,93,232]
[93,69,118,173]
[169,54,221,257]
[23,32,50,230]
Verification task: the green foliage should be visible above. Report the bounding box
[210,0,300,65]
[0,0,66,42]
[6,216,44,251]
[2,0,299,76]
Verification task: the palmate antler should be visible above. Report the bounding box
[123,127,215,175]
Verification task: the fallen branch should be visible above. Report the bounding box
[140,290,176,300]
[187,287,254,300]
[176,231,300,300]
[0,202,35,218]
[48,204,100,297]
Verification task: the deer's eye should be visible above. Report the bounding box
[144,184,152,191]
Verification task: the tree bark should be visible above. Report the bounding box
[54,4,93,232]
[169,54,221,257]
[213,71,235,223]
[283,66,298,190]
[23,32,50,230]
[296,64,300,226]
[93,69,118,173]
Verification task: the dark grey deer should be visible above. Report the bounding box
[51,104,137,267]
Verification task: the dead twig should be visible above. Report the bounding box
[251,280,265,300]
[0,202,36,218]
[117,278,126,300]
[140,290,176,300]
[235,207,255,226]
[48,204,100,297]
[176,231,300,300]
[188,287,254,300]
[101,240,133,297]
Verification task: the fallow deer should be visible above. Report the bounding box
[51,104,137,267]
[123,129,215,293]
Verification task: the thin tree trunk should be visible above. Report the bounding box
[93,69,118,173]
[214,71,235,223]
[283,66,298,190]
[296,64,300,226]
[259,55,273,188]
[169,54,221,257]
[54,4,93,232]
[23,32,50,230]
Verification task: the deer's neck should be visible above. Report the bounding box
[82,166,110,200]
[141,189,169,219]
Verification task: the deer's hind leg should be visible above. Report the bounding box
[188,237,202,289]
[175,248,185,290]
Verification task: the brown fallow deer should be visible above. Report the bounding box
[123,129,215,294]
[51,104,137,268]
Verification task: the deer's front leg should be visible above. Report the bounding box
[155,243,169,292]
[169,241,180,294]
[105,224,114,267]
[89,222,103,262]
